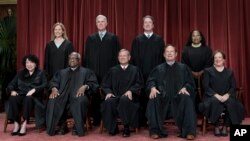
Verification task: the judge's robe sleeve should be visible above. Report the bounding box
[183,65,196,101]
[49,71,61,92]
[146,67,159,97]
[82,36,92,67]
[228,72,237,98]
[7,74,18,94]
[203,69,217,97]
[84,69,99,95]
[128,68,144,95]
[101,70,113,96]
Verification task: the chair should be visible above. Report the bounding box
[3,88,47,133]
[3,112,36,133]
[197,74,203,102]
[99,88,139,134]
[66,113,92,131]
[201,87,243,135]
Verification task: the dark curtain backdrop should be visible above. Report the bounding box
[17,0,250,116]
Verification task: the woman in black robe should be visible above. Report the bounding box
[181,30,213,111]
[44,22,74,133]
[7,54,47,136]
[44,22,74,80]
[199,50,244,136]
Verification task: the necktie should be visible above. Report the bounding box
[147,34,150,39]
[100,33,104,40]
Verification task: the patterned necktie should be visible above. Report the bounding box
[100,33,104,40]
[147,34,150,39]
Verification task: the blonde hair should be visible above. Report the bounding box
[119,48,131,56]
[51,22,68,40]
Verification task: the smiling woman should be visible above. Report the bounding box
[44,22,74,80]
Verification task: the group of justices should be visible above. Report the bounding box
[5,13,244,140]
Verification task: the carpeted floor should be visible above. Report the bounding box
[0,112,249,141]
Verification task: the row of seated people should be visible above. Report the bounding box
[5,46,244,140]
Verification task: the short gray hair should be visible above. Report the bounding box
[69,52,81,60]
[96,15,107,22]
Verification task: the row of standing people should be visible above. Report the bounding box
[6,14,244,139]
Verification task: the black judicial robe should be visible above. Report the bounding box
[181,45,213,72]
[7,68,47,128]
[46,67,99,136]
[131,33,165,80]
[101,65,143,133]
[146,62,196,137]
[200,66,244,124]
[83,32,120,82]
[44,40,74,79]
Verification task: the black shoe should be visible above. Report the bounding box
[18,132,26,136]
[109,130,118,136]
[92,120,101,126]
[11,131,19,136]
[57,126,69,135]
[214,127,221,136]
[72,130,78,136]
[122,130,130,137]
[72,125,78,136]
[109,125,119,136]
[221,126,228,136]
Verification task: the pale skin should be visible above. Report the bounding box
[213,52,230,103]
[49,52,89,99]
[105,49,133,101]
[143,17,154,34]
[149,45,190,99]
[96,15,108,32]
[53,25,65,44]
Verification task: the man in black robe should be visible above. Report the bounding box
[83,15,120,125]
[131,15,165,126]
[146,45,196,140]
[46,52,99,136]
[101,49,143,137]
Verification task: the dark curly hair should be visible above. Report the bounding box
[185,29,207,46]
[22,54,39,68]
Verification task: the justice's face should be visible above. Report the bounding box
[118,50,130,65]
[214,52,225,67]
[143,18,154,32]
[164,45,177,62]
[25,59,36,72]
[192,30,202,44]
[96,17,107,31]
[54,25,64,38]
[68,54,80,68]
